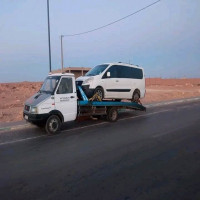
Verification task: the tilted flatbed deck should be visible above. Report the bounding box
[77,86,146,116]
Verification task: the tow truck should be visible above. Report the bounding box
[23,73,146,134]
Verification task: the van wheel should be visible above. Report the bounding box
[94,87,104,101]
[107,107,118,122]
[132,91,140,102]
[45,115,61,135]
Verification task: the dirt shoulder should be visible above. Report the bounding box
[142,78,200,104]
[0,78,200,122]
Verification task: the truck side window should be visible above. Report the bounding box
[57,78,73,94]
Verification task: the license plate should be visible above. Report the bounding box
[24,115,28,120]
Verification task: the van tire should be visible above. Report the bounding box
[45,115,61,135]
[94,87,104,101]
[132,90,140,102]
[106,107,118,122]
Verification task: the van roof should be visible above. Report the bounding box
[48,73,74,77]
[104,62,143,69]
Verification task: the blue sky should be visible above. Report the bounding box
[0,0,200,82]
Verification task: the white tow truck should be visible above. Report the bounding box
[23,73,146,134]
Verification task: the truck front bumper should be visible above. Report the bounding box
[23,112,49,123]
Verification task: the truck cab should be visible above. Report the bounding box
[23,73,77,132]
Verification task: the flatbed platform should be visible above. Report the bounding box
[77,86,146,111]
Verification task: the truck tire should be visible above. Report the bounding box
[106,107,118,122]
[45,115,61,135]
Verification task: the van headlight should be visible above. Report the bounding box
[31,107,38,114]
[83,77,94,85]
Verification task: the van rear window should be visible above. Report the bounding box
[119,66,143,79]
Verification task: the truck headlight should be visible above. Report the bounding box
[31,107,38,114]
[83,77,94,85]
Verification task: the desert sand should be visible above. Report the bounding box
[0,78,200,122]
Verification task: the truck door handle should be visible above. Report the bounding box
[70,96,75,98]
[116,80,119,82]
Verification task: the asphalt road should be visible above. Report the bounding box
[0,101,200,200]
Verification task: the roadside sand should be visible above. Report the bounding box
[0,78,200,122]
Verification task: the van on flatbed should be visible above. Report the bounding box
[23,73,146,134]
[76,62,145,101]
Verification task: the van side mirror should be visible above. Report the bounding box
[107,72,111,77]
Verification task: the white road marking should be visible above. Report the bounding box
[152,123,192,138]
[153,127,181,138]
[0,124,32,133]
[0,135,46,146]
[0,109,171,146]
[119,109,171,121]
[178,105,191,109]
[10,124,32,130]
[146,97,200,108]
[61,110,171,134]
[61,122,108,133]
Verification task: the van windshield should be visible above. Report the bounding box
[85,64,108,76]
[39,76,60,94]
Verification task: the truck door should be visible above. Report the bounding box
[55,76,77,122]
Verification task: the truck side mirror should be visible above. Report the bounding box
[107,72,111,77]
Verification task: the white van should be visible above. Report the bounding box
[76,62,145,101]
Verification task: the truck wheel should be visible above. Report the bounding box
[107,107,118,122]
[94,87,104,101]
[132,90,140,102]
[45,115,61,135]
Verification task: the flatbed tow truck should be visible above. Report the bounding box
[23,73,146,134]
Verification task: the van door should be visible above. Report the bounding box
[117,66,133,99]
[102,65,122,99]
[55,77,77,122]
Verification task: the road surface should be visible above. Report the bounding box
[0,101,200,200]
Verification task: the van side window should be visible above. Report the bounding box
[57,78,73,94]
[118,66,130,78]
[119,66,143,79]
[103,65,119,78]
[132,67,143,79]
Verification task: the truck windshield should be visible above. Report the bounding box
[40,76,60,94]
[85,64,108,76]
